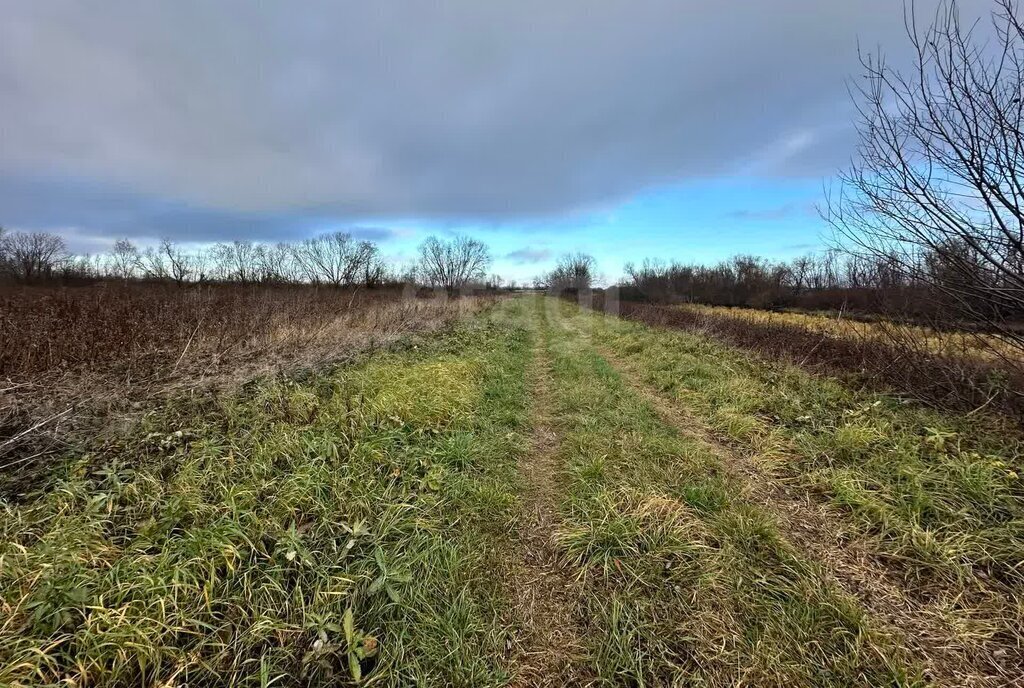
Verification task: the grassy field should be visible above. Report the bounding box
[2,296,1022,686]
[683,303,1022,363]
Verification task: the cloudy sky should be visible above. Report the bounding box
[0,0,994,281]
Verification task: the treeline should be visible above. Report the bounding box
[0,229,395,286]
[621,250,1013,321]
[0,229,502,291]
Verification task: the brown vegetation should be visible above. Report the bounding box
[1,282,402,378]
[0,281,488,497]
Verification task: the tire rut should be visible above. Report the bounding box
[595,344,1020,688]
[505,333,591,687]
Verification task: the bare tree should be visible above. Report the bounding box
[547,252,596,292]
[486,273,504,290]
[826,0,1024,353]
[361,244,386,287]
[141,246,169,281]
[59,254,96,280]
[291,232,376,287]
[213,241,262,284]
[159,239,197,286]
[399,261,420,285]
[254,242,297,283]
[416,235,492,293]
[109,239,141,279]
[5,231,68,280]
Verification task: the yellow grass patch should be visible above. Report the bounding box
[360,357,482,428]
[681,304,1022,362]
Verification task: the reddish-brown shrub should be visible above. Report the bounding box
[0,282,410,377]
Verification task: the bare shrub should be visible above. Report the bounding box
[416,235,491,293]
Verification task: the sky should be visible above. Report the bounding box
[0,0,995,283]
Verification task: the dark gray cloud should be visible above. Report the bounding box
[0,0,994,241]
[0,174,403,249]
[505,247,553,264]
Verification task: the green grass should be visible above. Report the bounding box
[0,317,531,687]
[528,298,920,686]
[583,302,1024,591]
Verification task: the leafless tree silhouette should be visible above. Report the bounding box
[827,0,1024,354]
[291,232,377,287]
[416,235,491,293]
[109,239,141,280]
[3,231,68,280]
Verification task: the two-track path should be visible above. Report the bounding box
[505,306,590,687]
[501,296,1017,687]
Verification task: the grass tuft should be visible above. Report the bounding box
[0,314,530,687]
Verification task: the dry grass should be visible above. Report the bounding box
[525,297,921,686]
[598,344,1015,686]
[0,314,530,686]
[572,298,1024,683]
[0,282,448,377]
[685,304,1024,364]
[0,282,491,497]
[602,299,1024,419]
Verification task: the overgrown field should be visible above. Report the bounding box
[0,284,484,497]
[0,283,461,379]
[1,296,1022,686]
[611,299,1024,419]
[1,314,530,686]
[684,304,1023,363]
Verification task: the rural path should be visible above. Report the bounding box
[506,315,590,687]
[592,341,1017,688]
[16,294,1022,686]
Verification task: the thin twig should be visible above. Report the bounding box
[1,449,51,470]
[0,407,73,453]
[966,389,1000,416]
[171,321,203,375]
[347,285,362,311]
[0,382,35,394]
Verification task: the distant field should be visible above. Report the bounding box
[608,299,1024,420]
[1,296,1022,686]
[683,304,1024,363]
